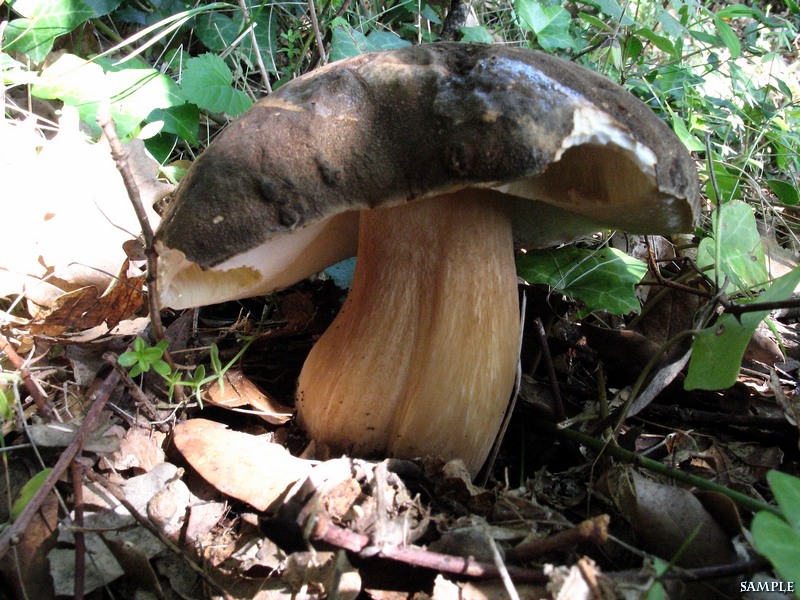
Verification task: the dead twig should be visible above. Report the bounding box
[506,515,610,563]
[0,333,55,421]
[534,317,565,421]
[0,369,121,560]
[96,113,185,404]
[309,510,548,584]
[236,0,273,93]
[71,459,86,600]
[308,0,327,65]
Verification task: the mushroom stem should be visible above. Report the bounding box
[296,191,520,475]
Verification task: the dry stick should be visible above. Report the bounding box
[308,0,327,65]
[83,470,231,598]
[534,317,565,421]
[97,114,162,340]
[70,459,86,600]
[236,0,273,93]
[309,511,548,584]
[506,515,610,563]
[0,369,121,560]
[0,333,55,421]
[96,114,185,404]
[480,291,527,486]
[644,238,714,299]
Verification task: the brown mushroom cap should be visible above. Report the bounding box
[155,42,699,309]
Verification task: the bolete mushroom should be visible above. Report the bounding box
[155,43,699,475]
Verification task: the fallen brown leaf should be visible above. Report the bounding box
[172,419,313,511]
[30,260,144,337]
[205,370,293,425]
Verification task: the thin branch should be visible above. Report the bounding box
[535,317,566,421]
[96,113,185,403]
[308,510,548,583]
[70,459,86,600]
[506,515,610,562]
[308,0,327,65]
[237,0,273,93]
[0,369,121,559]
[0,334,55,421]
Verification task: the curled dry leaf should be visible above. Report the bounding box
[172,418,313,511]
[100,426,167,473]
[205,369,293,425]
[29,260,145,338]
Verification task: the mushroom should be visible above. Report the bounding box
[155,43,699,475]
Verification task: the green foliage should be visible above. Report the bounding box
[0,387,13,421]
[4,0,96,63]
[118,337,171,378]
[685,199,800,390]
[10,468,52,522]
[752,471,800,595]
[514,0,574,52]
[696,200,767,293]
[686,265,800,390]
[517,246,647,317]
[180,54,252,116]
[329,26,410,62]
[32,53,184,138]
[195,7,278,70]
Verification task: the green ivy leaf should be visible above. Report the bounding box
[515,0,574,51]
[517,246,647,317]
[365,30,412,52]
[768,471,800,530]
[148,104,200,145]
[459,26,495,44]
[767,179,799,206]
[194,10,278,70]
[685,265,800,390]
[752,473,800,591]
[328,26,410,61]
[329,26,370,61]
[32,53,183,138]
[180,54,252,116]
[696,200,767,293]
[4,0,95,63]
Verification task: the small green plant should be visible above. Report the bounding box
[751,471,800,596]
[119,336,254,405]
[279,28,304,61]
[118,337,171,378]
